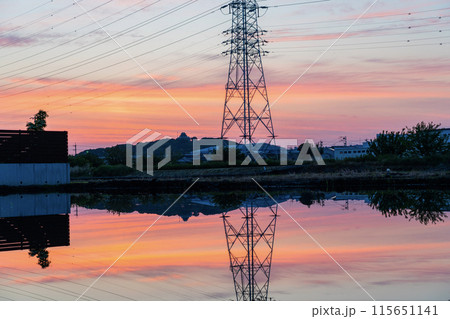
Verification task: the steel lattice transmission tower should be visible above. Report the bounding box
[221,200,278,301]
[221,0,275,144]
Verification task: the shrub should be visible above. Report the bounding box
[69,153,104,167]
[92,165,135,177]
[70,165,91,177]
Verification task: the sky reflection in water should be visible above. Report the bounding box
[0,190,448,301]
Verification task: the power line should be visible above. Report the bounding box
[1,27,224,113]
[266,21,450,42]
[0,271,99,301]
[0,3,228,96]
[0,1,201,92]
[1,4,444,83]
[22,12,438,102]
[275,41,448,53]
[0,0,52,27]
[0,21,225,102]
[0,1,86,37]
[0,0,113,50]
[2,17,444,97]
[264,0,330,8]
[0,0,181,77]
[0,265,138,300]
[3,4,445,83]
[47,60,224,118]
[0,0,154,60]
[0,287,46,301]
[2,1,449,124]
[45,62,223,119]
[268,6,450,27]
[273,34,450,50]
[268,14,450,31]
[3,41,447,120]
[0,25,226,116]
[266,27,449,45]
[0,282,56,301]
[49,56,224,116]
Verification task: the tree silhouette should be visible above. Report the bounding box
[105,145,127,165]
[407,121,449,157]
[368,121,448,157]
[368,129,409,157]
[26,110,49,131]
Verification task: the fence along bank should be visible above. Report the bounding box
[0,130,69,186]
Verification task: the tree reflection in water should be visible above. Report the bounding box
[29,247,51,269]
[368,190,448,225]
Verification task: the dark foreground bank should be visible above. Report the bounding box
[1,168,449,194]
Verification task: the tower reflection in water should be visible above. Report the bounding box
[221,198,278,301]
[0,194,70,268]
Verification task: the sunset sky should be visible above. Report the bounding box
[1,0,449,152]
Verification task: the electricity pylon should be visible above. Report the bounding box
[221,0,276,144]
[221,200,278,301]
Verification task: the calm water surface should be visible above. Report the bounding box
[0,190,449,301]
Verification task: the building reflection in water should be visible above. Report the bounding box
[221,197,278,301]
[0,194,70,268]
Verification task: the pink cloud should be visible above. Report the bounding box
[0,35,34,47]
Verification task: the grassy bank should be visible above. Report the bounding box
[1,168,449,195]
[69,151,450,179]
[2,152,448,195]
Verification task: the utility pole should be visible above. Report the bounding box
[74,143,77,156]
[221,0,275,145]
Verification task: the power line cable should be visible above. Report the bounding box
[268,6,450,27]
[0,1,202,91]
[0,0,153,60]
[0,17,439,94]
[266,20,450,41]
[1,25,224,112]
[1,4,443,81]
[0,1,86,37]
[0,282,56,301]
[0,0,168,72]
[264,0,330,8]
[275,41,448,53]
[268,14,449,31]
[266,27,449,44]
[0,0,113,50]
[0,271,99,301]
[0,5,227,95]
[0,0,52,27]
[273,34,450,50]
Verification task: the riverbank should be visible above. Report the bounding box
[1,167,449,194]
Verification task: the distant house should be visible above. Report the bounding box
[437,128,450,142]
[321,147,335,160]
[320,142,370,161]
[0,130,70,186]
[333,142,370,160]
[178,145,218,163]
